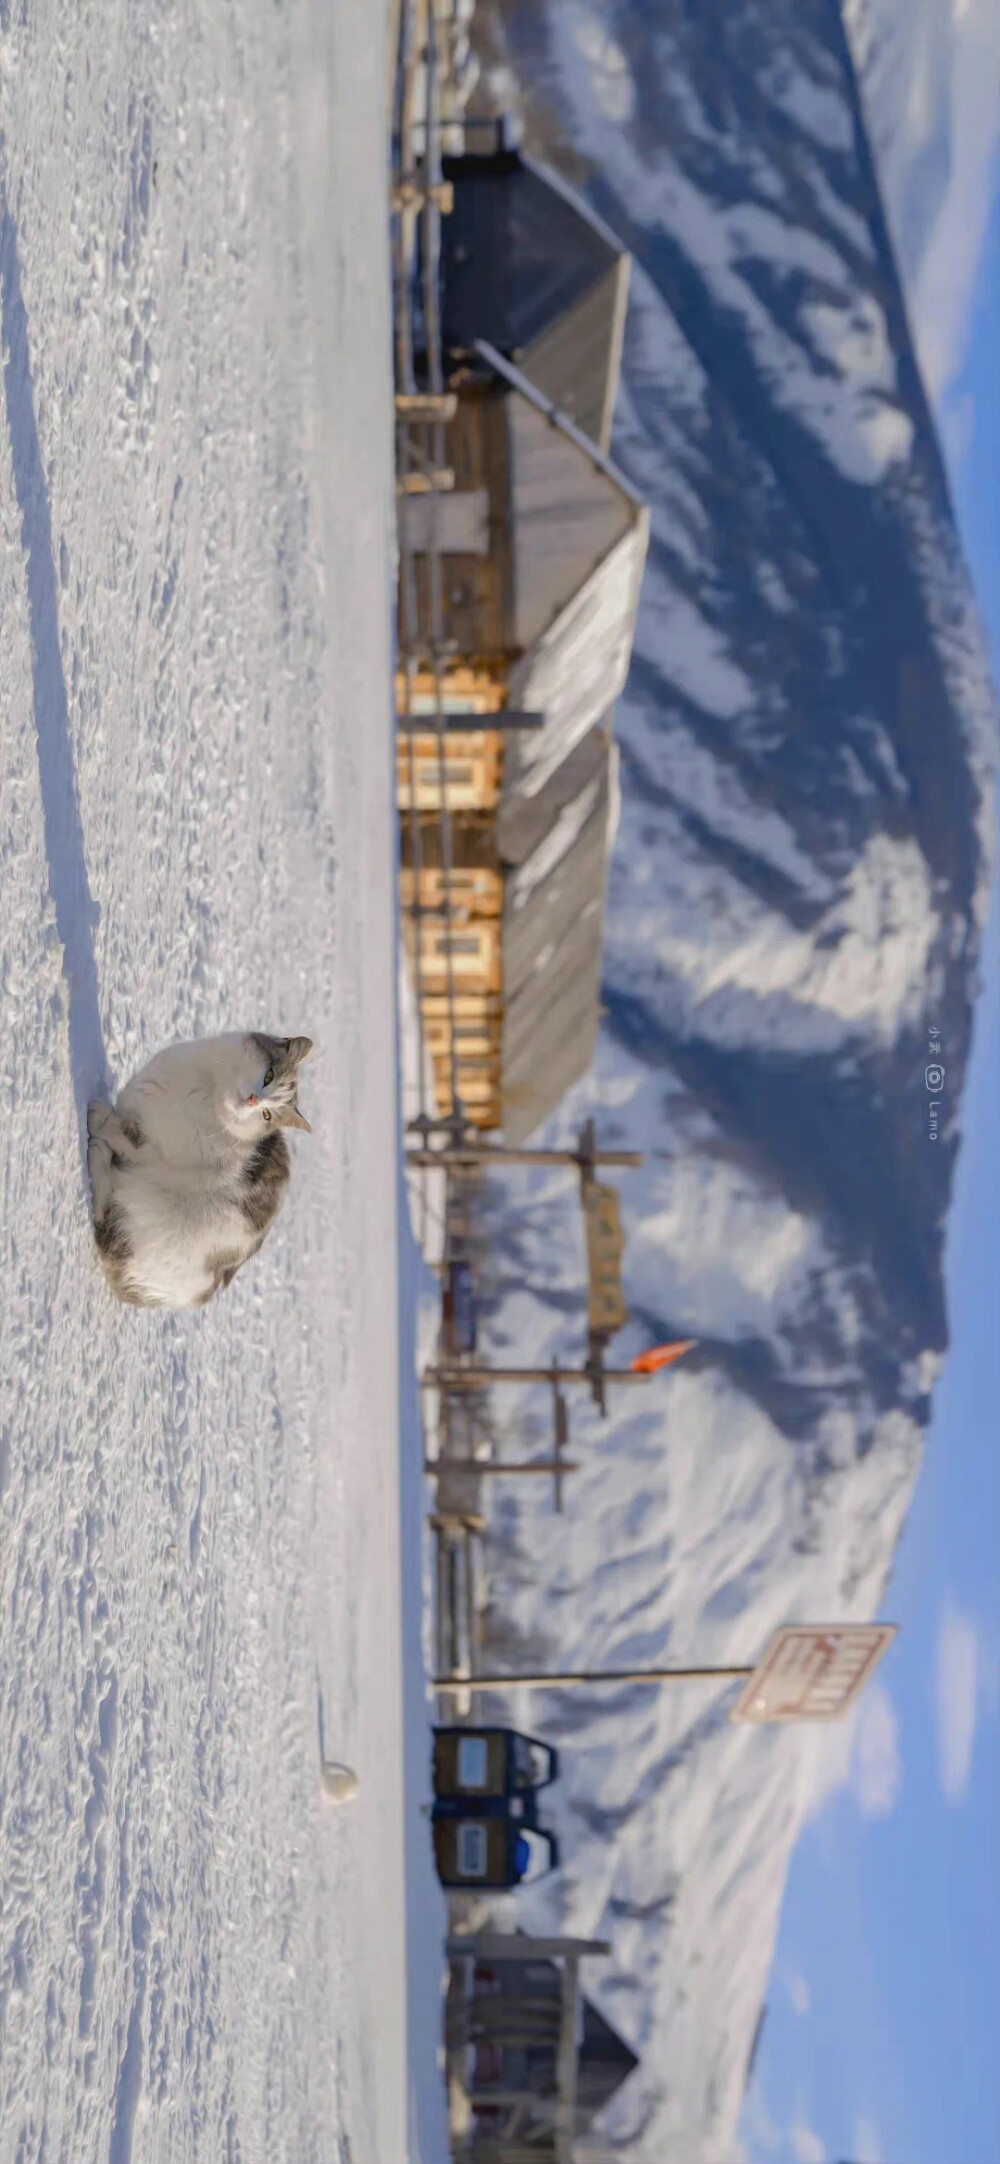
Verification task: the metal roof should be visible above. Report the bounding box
[497,720,610,869]
[474,338,644,510]
[441,148,631,450]
[456,346,646,1143]
[577,1993,640,2124]
[474,342,650,809]
[507,518,648,801]
[500,727,619,1145]
[519,255,631,453]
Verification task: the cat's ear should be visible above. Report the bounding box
[278,1105,312,1133]
[287,1036,313,1066]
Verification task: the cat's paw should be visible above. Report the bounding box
[87,1100,112,1137]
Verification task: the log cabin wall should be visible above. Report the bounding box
[400,387,516,667]
[396,394,512,1130]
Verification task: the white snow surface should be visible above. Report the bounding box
[0,6,445,2163]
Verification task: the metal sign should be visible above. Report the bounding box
[583,1180,627,1337]
[730,1623,897,1725]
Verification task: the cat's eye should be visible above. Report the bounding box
[263,1066,274,1086]
[262,1108,272,1123]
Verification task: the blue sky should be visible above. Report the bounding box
[743,151,1000,2164]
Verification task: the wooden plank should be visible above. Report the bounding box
[424,1365,649,1388]
[554,1956,580,2161]
[445,1459,580,1477]
[395,391,458,420]
[396,709,544,732]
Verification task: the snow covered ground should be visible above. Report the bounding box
[0,5,447,2161]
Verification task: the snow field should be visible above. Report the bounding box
[1,3,424,2161]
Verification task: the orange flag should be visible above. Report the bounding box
[631,1339,697,1375]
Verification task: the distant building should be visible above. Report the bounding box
[447,1933,639,2164]
[398,138,648,1134]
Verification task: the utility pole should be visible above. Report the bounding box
[407,1142,643,1167]
[406,1133,640,1168]
[423,1339,695,1416]
[434,1624,898,1724]
[423,1362,653,1390]
[424,1459,581,1478]
[435,1661,755,1696]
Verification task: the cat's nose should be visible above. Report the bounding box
[246,1094,259,1106]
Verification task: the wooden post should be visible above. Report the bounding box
[426,1459,580,1477]
[555,1956,580,2162]
[423,1364,650,1390]
[406,1141,643,1168]
[552,1361,569,1514]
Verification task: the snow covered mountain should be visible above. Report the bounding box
[458,4,998,2159]
[842,0,1000,404]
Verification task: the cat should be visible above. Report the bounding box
[87,1031,313,1310]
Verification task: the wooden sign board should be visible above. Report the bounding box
[730,1624,897,1725]
[583,1180,627,1337]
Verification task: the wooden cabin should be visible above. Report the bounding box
[397,145,649,1134]
[446,1931,638,2164]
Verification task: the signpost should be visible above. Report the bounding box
[405,1117,643,1173]
[436,1622,897,1724]
[583,1179,627,1339]
[422,1345,694,1412]
[729,1623,898,1725]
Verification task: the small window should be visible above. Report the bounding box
[457,1823,489,1878]
[410,692,485,716]
[456,1737,489,1789]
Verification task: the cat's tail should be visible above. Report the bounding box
[87,1101,160,1308]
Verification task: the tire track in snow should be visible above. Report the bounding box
[0,0,410,2152]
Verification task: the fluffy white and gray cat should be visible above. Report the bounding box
[87,1031,313,1309]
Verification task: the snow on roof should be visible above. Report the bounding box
[500,727,617,1145]
[473,341,649,806]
